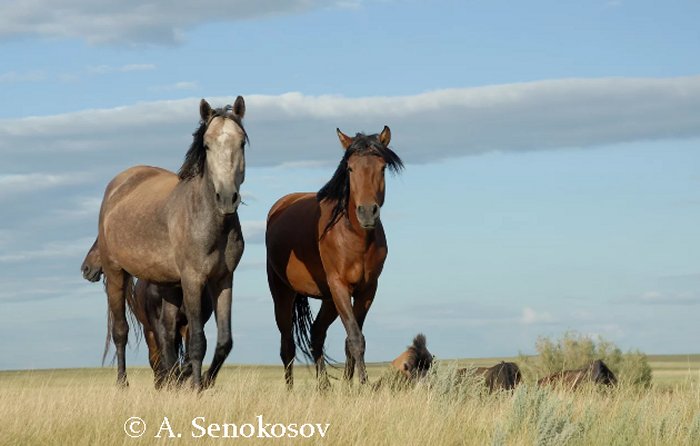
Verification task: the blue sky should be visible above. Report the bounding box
[1,0,699,370]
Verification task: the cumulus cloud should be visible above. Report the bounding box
[2,76,700,171]
[520,307,556,325]
[0,0,346,45]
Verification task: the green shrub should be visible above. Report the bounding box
[519,331,652,387]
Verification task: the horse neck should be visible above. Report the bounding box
[182,169,228,231]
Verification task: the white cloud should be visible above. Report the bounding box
[0,237,94,263]
[0,70,46,83]
[2,76,699,169]
[0,173,91,199]
[152,81,199,91]
[636,291,700,306]
[241,220,266,244]
[87,64,156,75]
[521,307,556,325]
[0,0,347,45]
[51,196,103,221]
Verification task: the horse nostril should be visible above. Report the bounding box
[216,192,221,203]
[372,204,379,216]
[232,192,239,204]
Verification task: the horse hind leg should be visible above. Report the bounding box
[104,268,131,387]
[268,267,296,389]
[311,299,338,391]
[145,330,162,388]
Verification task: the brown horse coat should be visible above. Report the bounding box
[266,127,403,389]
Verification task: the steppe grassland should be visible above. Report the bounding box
[0,356,699,445]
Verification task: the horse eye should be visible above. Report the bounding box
[347,167,353,173]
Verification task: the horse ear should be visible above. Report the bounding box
[200,99,212,121]
[233,96,246,118]
[379,125,391,146]
[337,128,353,150]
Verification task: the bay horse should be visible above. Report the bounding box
[265,126,403,389]
[373,334,434,390]
[458,361,522,392]
[390,334,434,382]
[97,97,247,390]
[81,240,213,387]
[537,359,617,390]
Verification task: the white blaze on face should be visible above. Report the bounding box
[205,117,246,211]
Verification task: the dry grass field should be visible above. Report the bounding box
[1,355,699,445]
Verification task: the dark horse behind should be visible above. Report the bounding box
[459,361,522,392]
[537,359,618,390]
[93,97,247,390]
[81,241,213,388]
[266,126,403,389]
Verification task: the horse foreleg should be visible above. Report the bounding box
[346,282,376,383]
[330,280,368,385]
[203,277,233,389]
[155,297,180,388]
[311,299,338,390]
[181,277,207,391]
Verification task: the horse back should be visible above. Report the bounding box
[266,193,327,297]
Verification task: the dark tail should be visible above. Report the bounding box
[291,295,339,367]
[101,275,141,365]
[292,295,315,362]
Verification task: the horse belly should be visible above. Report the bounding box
[286,251,323,297]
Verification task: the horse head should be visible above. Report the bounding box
[180,96,247,216]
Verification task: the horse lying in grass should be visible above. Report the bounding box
[373,334,434,390]
[81,239,213,388]
[458,361,522,392]
[537,359,617,390]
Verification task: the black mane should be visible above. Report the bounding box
[178,107,247,181]
[316,132,403,234]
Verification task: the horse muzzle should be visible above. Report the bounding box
[356,203,380,229]
[215,190,241,215]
